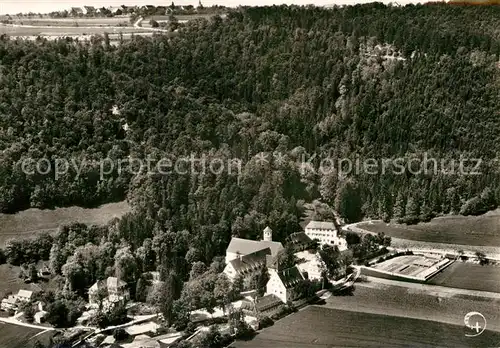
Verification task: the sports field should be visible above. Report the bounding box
[429,262,500,293]
[231,306,500,347]
[372,254,448,279]
[358,211,500,247]
[0,201,130,246]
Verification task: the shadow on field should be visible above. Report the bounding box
[332,285,355,296]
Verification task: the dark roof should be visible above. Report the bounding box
[260,240,284,256]
[277,266,304,289]
[241,294,283,313]
[287,232,313,246]
[266,254,280,271]
[305,220,337,230]
[254,294,282,312]
[227,237,283,257]
[229,248,270,273]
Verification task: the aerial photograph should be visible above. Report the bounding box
[0,0,499,347]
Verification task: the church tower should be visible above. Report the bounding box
[263,226,273,241]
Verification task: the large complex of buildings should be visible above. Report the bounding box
[223,227,284,287]
[224,220,345,303]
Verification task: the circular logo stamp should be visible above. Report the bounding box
[464,312,487,337]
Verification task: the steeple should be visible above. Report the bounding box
[263,226,272,242]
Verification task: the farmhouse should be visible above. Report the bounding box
[0,289,33,311]
[88,276,129,308]
[16,289,33,302]
[108,6,123,15]
[1,296,16,311]
[266,260,304,303]
[304,220,347,251]
[70,7,84,16]
[83,6,96,15]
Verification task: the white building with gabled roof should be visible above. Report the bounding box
[304,220,347,251]
[266,262,304,304]
[88,276,129,308]
[224,227,284,288]
[225,227,283,264]
[1,289,33,311]
[224,247,271,286]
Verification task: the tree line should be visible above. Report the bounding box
[0,4,498,226]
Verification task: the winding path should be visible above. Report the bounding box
[343,220,500,260]
[133,17,171,33]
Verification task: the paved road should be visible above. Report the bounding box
[0,316,55,331]
[343,220,500,260]
[133,17,170,33]
[358,276,500,299]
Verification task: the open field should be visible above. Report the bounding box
[0,25,151,36]
[0,264,29,299]
[429,262,500,293]
[0,201,130,246]
[0,322,53,348]
[7,17,131,27]
[231,306,500,348]
[358,211,500,247]
[0,263,64,299]
[233,282,500,347]
[326,283,500,331]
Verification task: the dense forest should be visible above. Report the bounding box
[0,3,500,232]
[1,3,499,345]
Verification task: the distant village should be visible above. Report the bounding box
[4,2,227,19]
[0,220,353,348]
